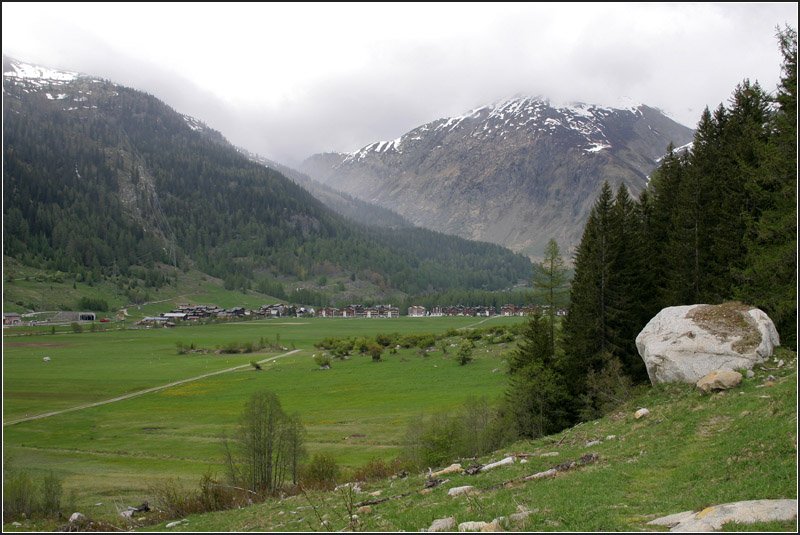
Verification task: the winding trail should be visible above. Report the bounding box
[3,349,302,427]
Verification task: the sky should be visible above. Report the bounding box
[2,2,797,165]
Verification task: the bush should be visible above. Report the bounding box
[301,453,340,490]
[351,458,408,482]
[77,296,108,312]
[149,474,246,519]
[70,322,83,334]
[402,397,513,470]
[314,354,332,368]
[2,468,64,522]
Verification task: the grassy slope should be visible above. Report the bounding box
[138,348,796,533]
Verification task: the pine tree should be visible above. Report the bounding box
[737,26,797,348]
[532,238,568,360]
[561,181,616,398]
[505,312,569,438]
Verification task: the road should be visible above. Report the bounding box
[3,349,302,427]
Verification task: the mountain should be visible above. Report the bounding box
[238,148,413,230]
[2,57,532,299]
[301,96,695,259]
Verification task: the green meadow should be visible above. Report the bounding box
[3,316,525,509]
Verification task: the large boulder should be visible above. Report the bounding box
[636,302,779,384]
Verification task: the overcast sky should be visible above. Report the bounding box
[3,2,797,165]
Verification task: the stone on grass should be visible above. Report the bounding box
[696,370,742,393]
[586,440,601,447]
[448,485,478,497]
[69,513,85,523]
[480,456,514,472]
[524,468,557,481]
[647,499,797,532]
[431,463,462,477]
[634,408,650,419]
[427,517,456,532]
[636,303,779,384]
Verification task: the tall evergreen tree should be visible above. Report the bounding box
[561,181,616,398]
[505,312,569,438]
[737,26,797,348]
[532,238,568,360]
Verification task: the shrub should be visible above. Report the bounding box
[402,397,513,470]
[314,354,332,368]
[77,296,108,312]
[301,453,340,490]
[351,458,408,482]
[70,322,83,334]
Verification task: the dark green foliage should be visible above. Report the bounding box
[505,313,569,438]
[737,26,798,348]
[457,340,474,366]
[532,238,568,359]
[77,296,108,312]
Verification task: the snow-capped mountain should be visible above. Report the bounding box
[301,96,695,259]
[3,56,220,140]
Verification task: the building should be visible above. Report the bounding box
[3,313,22,326]
[408,306,426,317]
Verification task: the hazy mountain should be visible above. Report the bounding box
[301,96,695,259]
[3,56,532,297]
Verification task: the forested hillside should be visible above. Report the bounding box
[2,57,531,300]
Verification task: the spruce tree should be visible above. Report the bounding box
[737,26,797,348]
[532,238,568,360]
[561,181,616,398]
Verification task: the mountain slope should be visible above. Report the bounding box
[3,57,531,297]
[301,96,694,258]
[239,148,413,229]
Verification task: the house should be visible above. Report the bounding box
[408,306,426,317]
[3,313,22,326]
[162,312,188,321]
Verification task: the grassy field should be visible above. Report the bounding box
[3,315,525,517]
[134,348,794,532]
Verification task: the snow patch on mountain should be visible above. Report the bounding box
[339,96,648,162]
[4,60,79,82]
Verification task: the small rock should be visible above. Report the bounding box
[746,369,755,378]
[120,510,134,519]
[520,459,528,464]
[458,521,489,531]
[69,512,85,523]
[448,485,478,497]
[766,375,776,381]
[42,356,51,362]
[606,435,616,440]
[776,359,785,368]
[696,370,743,393]
[369,490,382,497]
[431,463,462,477]
[634,408,650,419]
[586,440,601,447]
[509,509,532,523]
[480,456,514,472]
[539,452,559,457]
[12,521,22,527]
[419,488,432,495]
[427,517,456,532]
[165,520,186,528]
[524,468,557,481]
[356,506,372,514]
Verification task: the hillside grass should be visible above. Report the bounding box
[2,316,523,524]
[129,348,795,533]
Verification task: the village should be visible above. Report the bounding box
[131,303,567,327]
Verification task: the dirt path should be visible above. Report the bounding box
[3,349,302,427]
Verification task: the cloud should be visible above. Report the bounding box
[3,3,797,164]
